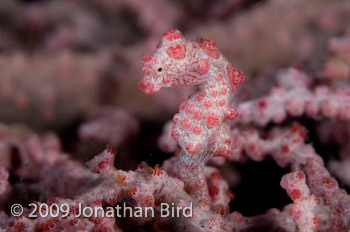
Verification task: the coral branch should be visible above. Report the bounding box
[0,167,11,207]
[235,67,350,126]
[0,147,298,232]
[230,124,350,231]
[78,107,139,146]
[0,124,99,198]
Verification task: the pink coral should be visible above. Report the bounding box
[281,171,326,232]
[323,36,350,80]
[0,52,110,128]
[139,29,244,204]
[0,167,11,207]
[2,123,349,231]
[0,146,296,231]
[1,1,350,230]
[232,124,350,231]
[79,107,139,146]
[0,124,99,198]
[235,67,350,126]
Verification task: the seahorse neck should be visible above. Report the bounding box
[198,68,233,108]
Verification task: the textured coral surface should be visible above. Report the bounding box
[0,0,350,231]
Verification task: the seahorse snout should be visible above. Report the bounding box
[138,78,160,94]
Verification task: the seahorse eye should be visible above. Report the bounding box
[158,68,162,72]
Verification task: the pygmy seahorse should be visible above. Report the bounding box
[139,29,244,205]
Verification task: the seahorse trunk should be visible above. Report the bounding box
[177,149,212,205]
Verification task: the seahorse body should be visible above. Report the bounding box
[139,29,244,204]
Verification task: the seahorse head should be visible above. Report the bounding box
[138,30,190,94]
